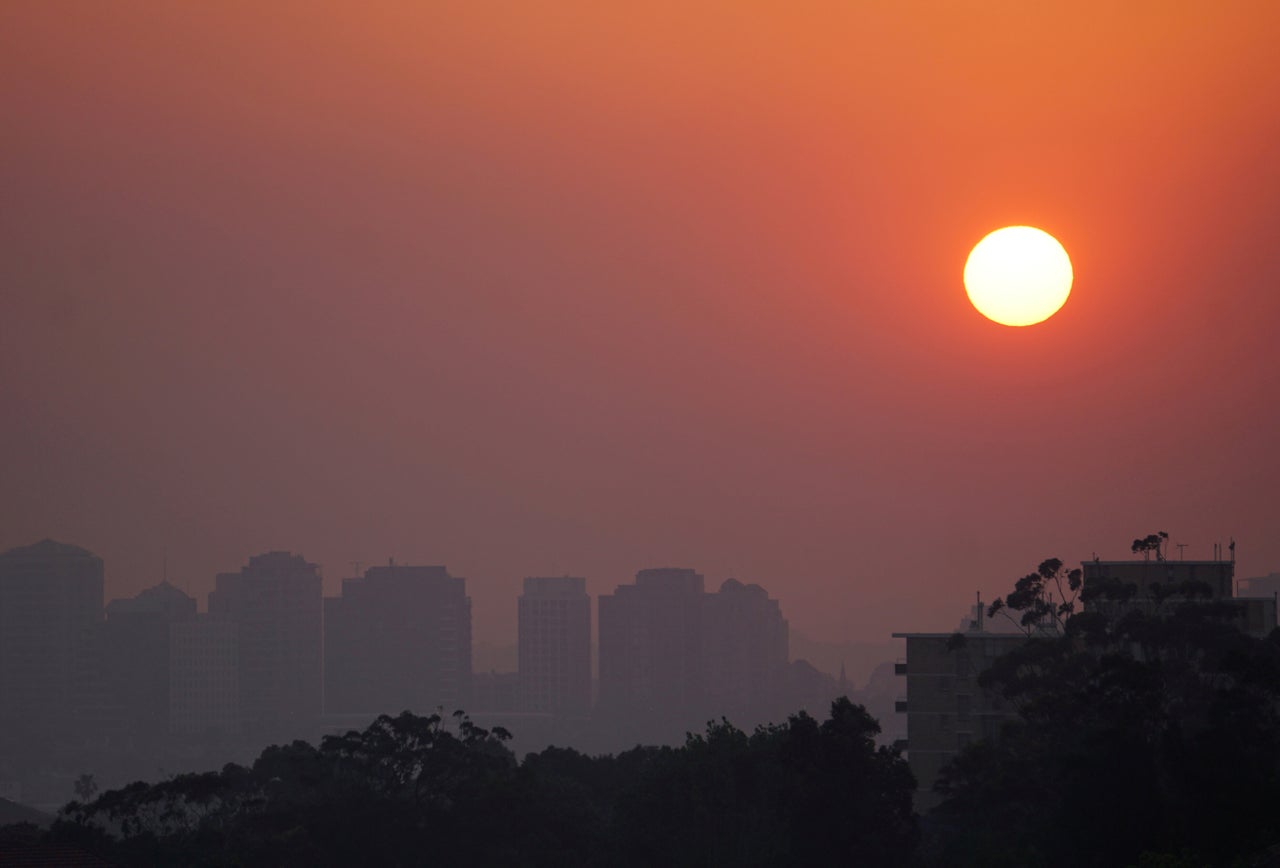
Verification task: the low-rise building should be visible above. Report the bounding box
[892,604,1024,811]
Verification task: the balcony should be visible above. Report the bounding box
[893,738,909,752]
[893,659,907,675]
[894,697,908,713]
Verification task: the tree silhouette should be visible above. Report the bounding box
[47,702,917,867]
[930,559,1280,867]
[985,558,1082,636]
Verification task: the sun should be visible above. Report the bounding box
[963,226,1073,327]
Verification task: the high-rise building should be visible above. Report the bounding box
[324,563,472,717]
[702,578,789,723]
[208,551,322,739]
[170,615,239,738]
[598,568,705,727]
[0,540,104,739]
[598,568,794,741]
[85,581,196,742]
[518,576,590,717]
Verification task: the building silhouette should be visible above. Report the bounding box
[324,563,472,717]
[518,576,591,717]
[0,540,103,740]
[85,582,196,744]
[893,601,1024,811]
[170,614,239,738]
[702,578,789,723]
[1082,557,1276,635]
[597,568,792,742]
[209,551,322,740]
[1240,571,1280,598]
[598,568,705,730]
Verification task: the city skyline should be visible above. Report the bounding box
[0,530,1273,649]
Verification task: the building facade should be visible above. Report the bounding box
[892,610,1025,811]
[1083,558,1276,636]
[86,581,197,743]
[518,576,591,717]
[597,568,792,741]
[208,551,322,739]
[169,615,240,738]
[702,578,789,724]
[0,540,104,740]
[598,567,705,723]
[324,563,472,717]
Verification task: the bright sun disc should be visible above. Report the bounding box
[964,226,1073,327]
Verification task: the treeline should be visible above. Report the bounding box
[16,553,1280,867]
[37,699,916,867]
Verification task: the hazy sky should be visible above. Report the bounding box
[4,2,1278,645]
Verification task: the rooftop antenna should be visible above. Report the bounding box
[1176,543,1187,561]
[1230,538,1236,564]
[350,561,364,578]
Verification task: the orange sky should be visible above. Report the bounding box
[3,2,1279,645]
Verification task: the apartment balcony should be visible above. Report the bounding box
[894,659,907,675]
[894,697,908,713]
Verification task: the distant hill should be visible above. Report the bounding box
[0,798,53,829]
[789,632,898,689]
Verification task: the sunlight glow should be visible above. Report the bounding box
[964,226,1073,327]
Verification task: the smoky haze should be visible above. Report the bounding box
[4,6,1280,864]
[2,5,1279,647]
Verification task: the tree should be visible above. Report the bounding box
[48,703,918,867]
[613,698,917,868]
[1131,530,1169,561]
[928,554,1280,867]
[985,558,1082,636]
[73,773,98,803]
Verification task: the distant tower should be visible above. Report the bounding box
[89,581,197,742]
[518,576,591,717]
[209,551,322,740]
[169,614,239,738]
[0,540,104,739]
[597,568,706,726]
[324,563,472,716]
[701,578,789,721]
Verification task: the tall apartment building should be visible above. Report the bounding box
[324,563,472,716]
[0,540,104,739]
[86,581,196,742]
[170,615,239,738]
[518,576,591,717]
[702,578,789,723]
[598,568,793,738]
[208,551,322,739]
[598,568,705,723]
